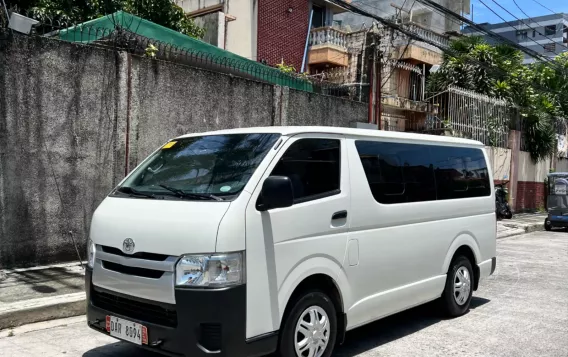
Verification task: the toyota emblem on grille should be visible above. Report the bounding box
[123,238,135,254]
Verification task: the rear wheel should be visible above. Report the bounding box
[441,256,474,317]
[545,218,552,231]
[278,291,337,357]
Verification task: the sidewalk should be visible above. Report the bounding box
[0,262,86,330]
[497,213,547,239]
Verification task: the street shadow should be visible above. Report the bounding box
[83,342,162,357]
[334,297,491,357]
[9,267,83,291]
[31,284,58,293]
[83,297,491,357]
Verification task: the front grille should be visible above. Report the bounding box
[102,261,164,279]
[91,288,177,327]
[198,323,222,352]
[101,245,170,261]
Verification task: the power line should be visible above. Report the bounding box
[529,0,559,16]
[477,0,565,57]
[327,0,525,80]
[485,0,568,52]
[413,0,563,68]
[330,0,567,87]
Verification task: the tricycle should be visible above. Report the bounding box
[544,172,568,231]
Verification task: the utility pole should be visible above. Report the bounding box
[375,48,382,129]
[367,29,381,127]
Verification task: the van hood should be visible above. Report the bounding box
[89,197,231,256]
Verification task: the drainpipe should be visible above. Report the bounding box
[368,49,374,124]
[301,9,314,73]
[422,63,426,101]
[359,28,367,102]
[376,53,382,129]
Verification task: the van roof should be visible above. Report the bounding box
[177,126,484,147]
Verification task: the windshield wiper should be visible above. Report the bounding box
[158,184,223,201]
[117,186,156,199]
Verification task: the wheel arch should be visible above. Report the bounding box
[443,234,482,291]
[278,258,350,344]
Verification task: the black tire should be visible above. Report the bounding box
[545,219,552,231]
[505,209,513,219]
[278,291,338,357]
[441,256,474,318]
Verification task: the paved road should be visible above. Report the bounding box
[1,231,567,357]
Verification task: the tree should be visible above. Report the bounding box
[426,36,565,162]
[7,0,205,38]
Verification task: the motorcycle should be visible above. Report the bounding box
[495,181,513,219]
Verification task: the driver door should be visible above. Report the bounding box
[243,134,351,339]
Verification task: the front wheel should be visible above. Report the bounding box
[441,256,474,317]
[278,291,337,357]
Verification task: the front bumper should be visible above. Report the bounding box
[85,268,277,357]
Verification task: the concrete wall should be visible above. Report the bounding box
[128,55,275,166]
[0,34,366,268]
[486,147,511,182]
[0,35,122,268]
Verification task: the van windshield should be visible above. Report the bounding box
[114,133,280,200]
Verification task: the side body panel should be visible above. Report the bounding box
[344,138,496,330]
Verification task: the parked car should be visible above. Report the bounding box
[85,126,497,357]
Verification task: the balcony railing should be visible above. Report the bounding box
[403,23,450,49]
[309,27,347,49]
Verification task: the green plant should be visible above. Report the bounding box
[426,36,566,162]
[145,43,158,58]
[276,60,296,74]
[11,0,205,39]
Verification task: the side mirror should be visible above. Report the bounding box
[257,176,294,212]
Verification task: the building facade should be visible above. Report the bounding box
[334,0,470,34]
[462,13,568,64]
[176,0,351,72]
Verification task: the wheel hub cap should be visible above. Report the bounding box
[294,306,330,357]
[453,266,471,306]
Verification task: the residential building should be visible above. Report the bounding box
[332,1,460,132]
[334,0,470,34]
[462,13,568,64]
[176,0,352,72]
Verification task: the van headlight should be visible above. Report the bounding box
[175,252,244,288]
[87,239,96,268]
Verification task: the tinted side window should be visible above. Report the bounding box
[430,147,491,199]
[271,139,340,202]
[355,141,491,203]
[355,141,436,204]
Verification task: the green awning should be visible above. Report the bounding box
[58,11,312,91]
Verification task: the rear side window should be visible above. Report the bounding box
[355,141,436,204]
[271,138,340,203]
[355,141,490,204]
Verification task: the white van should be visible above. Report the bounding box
[86,126,496,357]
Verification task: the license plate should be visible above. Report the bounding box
[106,316,148,345]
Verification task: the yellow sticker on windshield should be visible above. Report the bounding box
[162,141,177,149]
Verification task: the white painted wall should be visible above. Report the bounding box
[225,0,257,59]
[555,158,568,173]
[176,0,257,59]
[518,151,551,182]
[486,146,511,181]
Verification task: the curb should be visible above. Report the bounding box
[497,228,526,239]
[0,292,86,331]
